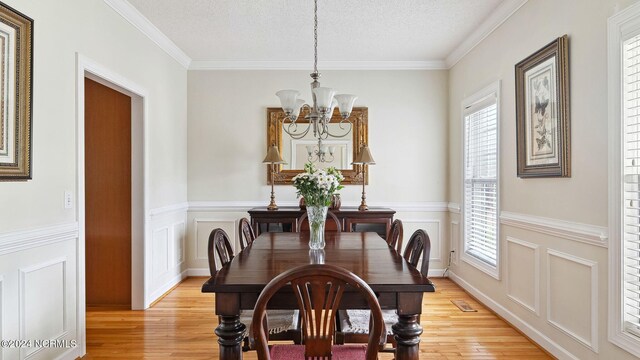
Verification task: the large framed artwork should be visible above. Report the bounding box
[0,3,33,180]
[515,35,570,178]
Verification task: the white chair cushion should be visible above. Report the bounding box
[338,309,397,335]
[240,309,299,335]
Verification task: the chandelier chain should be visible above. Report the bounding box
[313,0,318,74]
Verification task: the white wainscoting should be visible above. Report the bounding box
[19,258,68,360]
[547,249,599,353]
[0,275,3,360]
[186,201,450,277]
[449,271,580,360]
[505,236,540,315]
[500,211,608,248]
[146,207,188,307]
[193,218,237,266]
[448,206,608,359]
[0,224,80,360]
[152,228,170,279]
[402,219,442,262]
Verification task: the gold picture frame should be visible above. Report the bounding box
[515,35,570,178]
[267,107,369,185]
[0,2,33,180]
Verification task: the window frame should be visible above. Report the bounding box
[461,80,501,280]
[609,2,640,356]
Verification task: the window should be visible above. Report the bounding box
[623,31,640,340]
[462,82,500,279]
[609,2,640,356]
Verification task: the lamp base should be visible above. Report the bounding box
[358,203,368,211]
[267,201,278,211]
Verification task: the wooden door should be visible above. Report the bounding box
[85,78,132,308]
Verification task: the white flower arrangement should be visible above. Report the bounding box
[292,162,344,207]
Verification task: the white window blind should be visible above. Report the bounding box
[623,33,640,338]
[464,97,498,267]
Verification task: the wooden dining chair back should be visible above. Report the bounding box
[208,228,234,275]
[386,219,404,253]
[403,229,432,276]
[252,264,384,360]
[296,211,342,232]
[335,229,432,349]
[238,217,256,251]
[402,229,431,276]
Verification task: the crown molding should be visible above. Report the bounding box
[106,0,525,71]
[103,0,192,69]
[445,0,528,68]
[189,60,448,71]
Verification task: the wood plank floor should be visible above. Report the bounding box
[82,277,552,359]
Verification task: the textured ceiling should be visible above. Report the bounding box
[126,0,503,63]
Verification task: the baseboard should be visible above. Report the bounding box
[428,268,446,277]
[187,268,211,277]
[448,271,578,360]
[146,269,188,308]
[54,345,80,360]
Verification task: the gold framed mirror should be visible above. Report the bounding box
[267,107,368,185]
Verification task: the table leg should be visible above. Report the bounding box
[392,314,422,360]
[215,315,246,360]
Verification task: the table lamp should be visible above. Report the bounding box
[352,145,375,211]
[263,145,287,210]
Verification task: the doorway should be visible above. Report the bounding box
[84,78,132,308]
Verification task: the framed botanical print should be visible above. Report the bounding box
[515,35,570,178]
[0,2,33,180]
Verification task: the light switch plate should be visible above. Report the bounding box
[64,191,73,209]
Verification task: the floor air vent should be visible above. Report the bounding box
[451,299,477,312]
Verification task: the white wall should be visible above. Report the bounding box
[0,0,188,359]
[448,0,635,359]
[186,70,450,274]
[188,70,448,203]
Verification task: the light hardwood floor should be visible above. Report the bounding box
[83,277,552,359]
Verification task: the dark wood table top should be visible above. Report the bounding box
[202,231,434,293]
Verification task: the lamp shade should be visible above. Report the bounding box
[334,94,357,117]
[276,90,301,114]
[313,87,336,110]
[328,98,338,117]
[291,99,306,120]
[352,145,376,165]
[263,145,287,164]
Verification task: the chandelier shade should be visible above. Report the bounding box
[334,94,358,117]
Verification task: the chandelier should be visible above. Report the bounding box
[275,0,357,163]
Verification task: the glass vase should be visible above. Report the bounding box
[306,205,328,249]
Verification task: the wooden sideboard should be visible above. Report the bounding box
[248,207,396,238]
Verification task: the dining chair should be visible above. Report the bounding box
[207,228,301,351]
[386,219,404,253]
[335,229,432,350]
[238,217,256,251]
[296,210,342,232]
[209,228,234,270]
[251,264,384,360]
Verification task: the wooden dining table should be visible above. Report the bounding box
[201,231,435,360]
